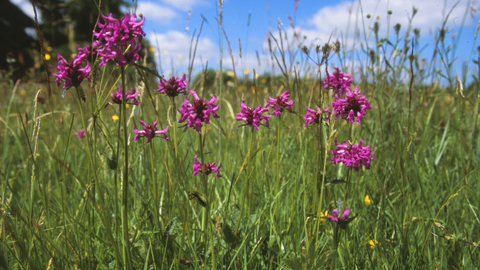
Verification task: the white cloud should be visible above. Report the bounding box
[161,0,206,11]
[11,0,37,19]
[308,0,474,45]
[149,30,217,73]
[137,2,178,25]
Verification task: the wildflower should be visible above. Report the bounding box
[94,13,145,67]
[112,115,119,121]
[331,139,374,171]
[193,155,222,178]
[323,68,353,95]
[111,87,140,105]
[329,207,351,223]
[236,100,271,130]
[304,106,330,126]
[368,240,378,249]
[178,90,219,134]
[364,195,373,205]
[52,54,91,98]
[265,90,295,117]
[73,129,85,140]
[158,74,187,97]
[331,86,372,126]
[133,120,168,143]
[77,44,98,63]
[320,210,329,223]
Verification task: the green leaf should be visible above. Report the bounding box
[281,257,304,270]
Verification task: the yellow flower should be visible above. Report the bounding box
[244,69,249,75]
[368,239,378,249]
[44,54,51,60]
[255,73,260,78]
[125,104,129,108]
[261,79,266,84]
[364,195,373,205]
[20,90,27,96]
[112,115,119,121]
[320,210,329,223]
[47,46,53,52]
[149,47,155,52]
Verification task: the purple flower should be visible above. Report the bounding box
[77,44,98,63]
[93,13,145,67]
[304,106,330,126]
[158,74,187,97]
[133,120,168,143]
[323,68,353,95]
[265,90,295,117]
[193,155,222,178]
[329,207,351,223]
[331,139,374,171]
[178,90,219,134]
[331,87,372,126]
[236,101,272,130]
[73,129,85,140]
[111,87,140,105]
[52,54,91,93]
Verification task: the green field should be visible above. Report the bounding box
[0,3,479,270]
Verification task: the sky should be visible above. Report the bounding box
[13,0,480,82]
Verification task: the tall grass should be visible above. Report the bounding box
[0,2,479,269]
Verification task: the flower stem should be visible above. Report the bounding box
[120,67,132,269]
[170,97,178,159]
[235,127,254,235]
[275,114,282,194]
[198,132,210,264]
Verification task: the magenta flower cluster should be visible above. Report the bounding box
[323,68,353,95]
[158,75,187,97]
[265,90,295,117]
[73,129,85,140]
[331,139,374,171]
[94,13,145,67]
[133,120,168,143]
[236,101,272,130]
[77,44,98,63]
[193,156,222,178]
[178,90,219,134]
[329,207,351,223]
[332,87,372,126]
[111,87,140,105]
[303,106,330,126]
[53,54,91,95]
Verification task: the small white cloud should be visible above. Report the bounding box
[161,0,206,11]
[137,2,178,25]
[149,30,217,72]
[11,0,38,20]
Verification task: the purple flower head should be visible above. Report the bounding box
[77,44,98,63]
[133,120,168,143]
[193,155,222,178]
[73,129,85,140]
[265,90,295,117]
[304,106,330,126]
[158,74,187,97]
[93,13,145,67]
[111,87,140,105]
[236,100,272,130]
[178,90,219,134]
[331,139,374,171]
[331,87,372,126]
[323,68,353,95]
[329,207,351,223]
[53,54,91,94]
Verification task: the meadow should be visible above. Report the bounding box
[0,2,479,269]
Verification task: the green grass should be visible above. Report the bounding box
[0,4,480,270]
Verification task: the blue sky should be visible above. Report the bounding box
[13,0,480,82]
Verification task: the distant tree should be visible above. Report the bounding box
[0,0,36,79]
[32,0,128,47]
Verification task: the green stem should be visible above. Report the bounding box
[151,142,159,228]
[120,67,132,269]
[235,127,254,235]
[198,132,209,266]
[275,115,282,193]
